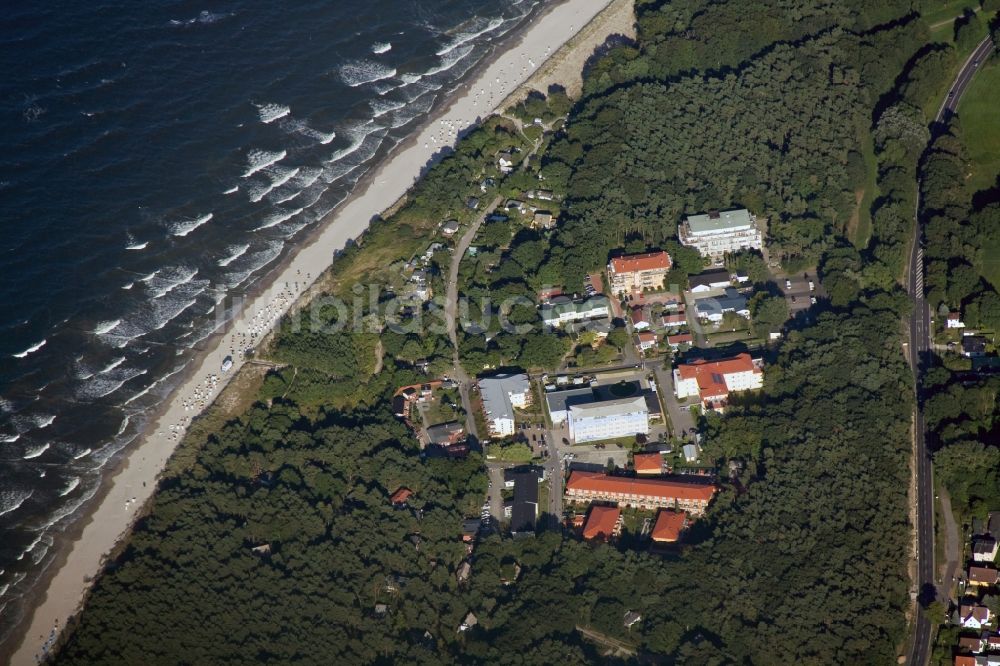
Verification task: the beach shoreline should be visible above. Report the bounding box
[5,1,630,663]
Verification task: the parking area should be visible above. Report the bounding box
[779,271,822,314]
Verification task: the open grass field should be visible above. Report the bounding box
[958,57,1000,194]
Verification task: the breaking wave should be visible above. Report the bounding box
[371,41,392,54]
[169,213,213,237]
[256,102,290,124]
[218,243,250,267]
[436,17,503,56]
[22,443,50,460]
[340,60,397,87]
[93,319,121,335]
[243,149,286,177]
[0,489,32,518]
[12,340,46,358]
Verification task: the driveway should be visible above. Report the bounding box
[653,362,696,439]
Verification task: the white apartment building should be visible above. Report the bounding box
[568,396,649,443]
[540,295,610,327]
[678,209,763,262]
[479,373,531,437]
[673,353,763,410]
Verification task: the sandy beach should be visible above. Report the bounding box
[7,1,629,663]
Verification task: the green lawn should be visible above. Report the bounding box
[920,0,978,36]
[850,133,878,248]
[958,57,1000,194]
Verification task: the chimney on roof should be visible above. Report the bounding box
[708,210,720,219]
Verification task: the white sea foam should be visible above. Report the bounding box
[22,443,50,460]
[139,271,157,282]
[78,367,148,400]
[340,60,397,87]
[36,415,55,429]
[223,185,239,195]
[253,207,303,231]
[256,102,290,124]
[73,448,92,460]
[99,356,126,374]
[122,282,134,290]
[0,489,32,517]
[222,242,284,288]
[243,149,286,177]
[125,234,148,250]
[425,44,475,77]
[170,212,213,237]
[115,415,130,437]
[218,243,250,267]
[148,266,199,299]
[2,434,19,443]
[170,10,232,27]
[371,98,406,117]
[436,17,503,56]
[249,165,300,203]
[371,41,392,54]
[36,479,99,531]
[93,319,121,335]
[58,477,81,497]
[12,339,46,358]
[325,121,380,165]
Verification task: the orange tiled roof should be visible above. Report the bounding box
[955,656,977,666]
[390,487,413,504]
[637,331,657,342]
[633,453,663,474]
[651,510,687,542]
[566,470,717,502]
[667,333,693,344]
[677,354,757,399]
[609,251,671,274]
[582,505,621,541]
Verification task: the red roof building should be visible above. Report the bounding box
[582,505,622,541]
[969,565,999,586]
[633,452,663,475]
[390,487,413,506]
[662,312,687,326]
[635,331,658,352]
[565,470,717,515]
[955,656,977,666]
[608,251,672,295]
[666,333,693,349]
[651,510,688,542]
[630,307,650,330]
[673,353,763,410]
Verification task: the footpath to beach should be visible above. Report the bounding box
[9,0,631,663]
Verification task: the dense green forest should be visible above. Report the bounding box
[918,113,1000,524]
[54,0,967,662]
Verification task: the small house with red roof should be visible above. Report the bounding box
[390,487,413,508]
[651,510,688,543]
[582,505,622,542]
[633,452,663,476]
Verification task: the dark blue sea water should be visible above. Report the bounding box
[0,0,539,642]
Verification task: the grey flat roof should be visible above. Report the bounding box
[569,395,648,419]
[545,387,595,415]
[688,268,731,289]
[510,471,538,534]
[479,372,530,423]
[686,209,753,234]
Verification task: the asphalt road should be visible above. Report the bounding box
[905,35,992,666]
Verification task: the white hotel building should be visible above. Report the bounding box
[678,209,763,262]
[568,396,649,443]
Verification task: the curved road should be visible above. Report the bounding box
[906,35,993,666]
